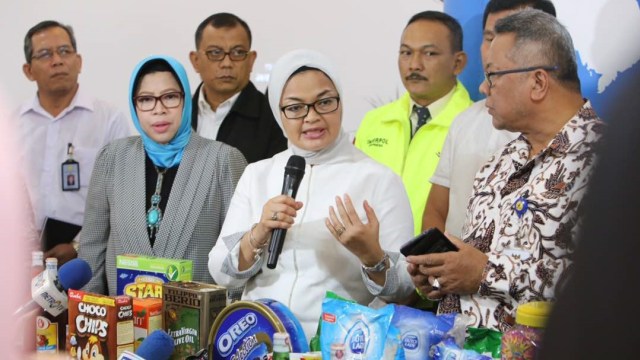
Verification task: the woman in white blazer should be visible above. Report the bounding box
[79,55,247,295]
[208,49,415,339]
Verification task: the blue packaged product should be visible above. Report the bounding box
[391,305,457,360]
[207,299,308,360]
[383,324,406,360]
[431,337,492,360]
[320,297,394,359]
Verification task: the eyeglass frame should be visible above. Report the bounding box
[31,45,77,62]
[202,47,250,62]
[484,65,558,88]
[279,96,341,120]
[133,92,184,112]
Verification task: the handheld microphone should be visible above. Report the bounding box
[267,155,306,269]
[117,330,175,360]
[13,258,92,317]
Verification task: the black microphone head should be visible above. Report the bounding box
[285,155,306,177]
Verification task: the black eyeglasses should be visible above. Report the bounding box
[31,45,76,62]
[203,47,250,62]
[134,92,184,112]
[485,65,558,88]
[280,97,341,120]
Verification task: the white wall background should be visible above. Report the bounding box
[0,0,443,133]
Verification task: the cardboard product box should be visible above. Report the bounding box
[116,254,193,298]
[133,297,163,351]
[67,289,134,359]
[163,281,227,360]
[35,315,59,353]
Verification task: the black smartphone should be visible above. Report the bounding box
[400,227,458,256]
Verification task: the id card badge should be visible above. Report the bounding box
[61,160,80,191]
[61,142,80,191]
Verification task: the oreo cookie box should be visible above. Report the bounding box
[163,281,227,360]
[116,254,192,298]
[208,299,309,360]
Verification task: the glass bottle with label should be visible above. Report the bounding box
[273,332,291,360]
[32,251,44,276]
[501,301,552,360]
[35,258,67,354]
[21,251,45,353]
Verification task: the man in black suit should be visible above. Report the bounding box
[189,13,287,163]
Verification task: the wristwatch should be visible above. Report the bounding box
[361,253,389,273]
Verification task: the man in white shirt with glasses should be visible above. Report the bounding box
[17,20,130,265]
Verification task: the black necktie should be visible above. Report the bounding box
[413,105,431,133]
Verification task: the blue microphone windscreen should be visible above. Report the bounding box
[58,258,93,291]
[136,330,174,360]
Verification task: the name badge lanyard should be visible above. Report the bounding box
[61,142,80,191]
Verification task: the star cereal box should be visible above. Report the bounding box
[116,254,192,298]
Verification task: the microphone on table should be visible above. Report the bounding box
[267,155,306,269]
[117,330,175,360]
[13,257,92,317]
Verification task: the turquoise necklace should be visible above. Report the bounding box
[147,166,166,238]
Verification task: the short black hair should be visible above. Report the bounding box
[495,9,580,91]
[24,20,77,63]
[132,59,183,96]
[194,12,252,49]
[406,11,463,52]
[483,0,556,30]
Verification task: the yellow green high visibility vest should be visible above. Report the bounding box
[355,82,472,234]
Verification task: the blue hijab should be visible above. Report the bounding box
[128,55,192,168]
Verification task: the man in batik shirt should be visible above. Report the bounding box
[406,9,605,332]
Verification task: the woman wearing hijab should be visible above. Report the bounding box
[209,49,414,338]
[79,55,247,295]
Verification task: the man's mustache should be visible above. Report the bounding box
[406,73,427,81]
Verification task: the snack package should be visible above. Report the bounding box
[431,337,492,360]
[383,324,406,360]
[320,296,394,359]
[309,321,322,353]
[463,327,502,359]
[309,291,355,352]
[67,289,134,359]
[391,305,457,360]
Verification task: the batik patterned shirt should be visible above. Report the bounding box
[438,101,605,332]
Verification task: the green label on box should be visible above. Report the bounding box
[116,255,193,297]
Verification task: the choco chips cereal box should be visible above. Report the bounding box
[163,281,226,360]
[116,254,192,298]
[67,289,134,359]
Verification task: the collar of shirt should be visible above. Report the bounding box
[408,84,456,133]
[197,86,241,138]
[509,100,600,170]
[19,85,93,120]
